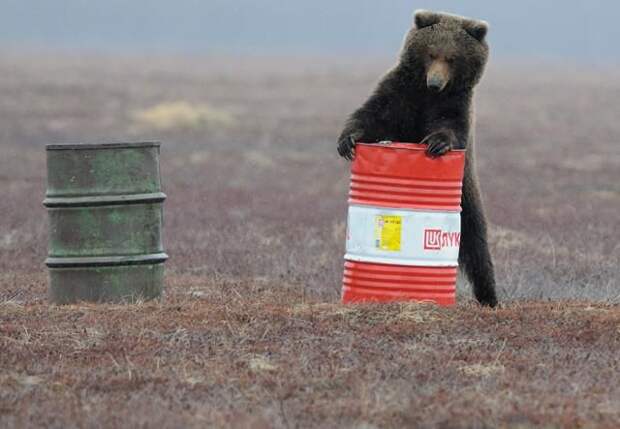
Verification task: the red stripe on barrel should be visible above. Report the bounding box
[349,143,465,211]
[342,261,457,306]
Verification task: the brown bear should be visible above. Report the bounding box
[337,10,498,307]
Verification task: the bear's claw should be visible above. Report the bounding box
[423,132,453,157]
[337,136,356,160]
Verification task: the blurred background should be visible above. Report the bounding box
[2,0,620,61]
[1,1,618,303]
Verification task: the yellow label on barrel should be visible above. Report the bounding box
[374,215,402,251]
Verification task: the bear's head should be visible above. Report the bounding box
[400,10,489,93]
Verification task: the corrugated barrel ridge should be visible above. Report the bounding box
[349,142,465,212]
[349,173,463,211]
[342,261,457,306]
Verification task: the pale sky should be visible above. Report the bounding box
[1,0,618,62]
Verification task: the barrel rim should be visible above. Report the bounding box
[356,142,466,152]
[46,141,161,150]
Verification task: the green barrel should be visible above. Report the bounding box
[44,142,167,304]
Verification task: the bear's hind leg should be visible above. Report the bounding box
[459,174,498,307]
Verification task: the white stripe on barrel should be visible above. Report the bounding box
[345,204,461,267]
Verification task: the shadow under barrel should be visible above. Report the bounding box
[44,142,167,304]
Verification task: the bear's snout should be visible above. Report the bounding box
[426,60,450,92]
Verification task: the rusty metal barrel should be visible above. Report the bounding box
[342,142,465,306]
[44,142,167,304]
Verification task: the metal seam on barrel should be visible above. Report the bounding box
[348,197,462,211]
[43,192,167,207]
[45,253,168,268]
[344,260,458,275]
[351,173,463,186]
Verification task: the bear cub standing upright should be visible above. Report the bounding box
[337,10,498,307]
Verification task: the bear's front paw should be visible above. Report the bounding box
[422,132,454,157]
[337,135,357,161]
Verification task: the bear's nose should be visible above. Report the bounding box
[427,75,445,92]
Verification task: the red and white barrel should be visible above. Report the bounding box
[342,142,466,306]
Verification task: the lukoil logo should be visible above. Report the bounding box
[424,229,460,250]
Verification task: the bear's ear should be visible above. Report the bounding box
[414,10,441,29]
[463,19,488,42]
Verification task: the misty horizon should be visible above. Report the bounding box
[1,0,619,64]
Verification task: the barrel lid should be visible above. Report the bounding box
[356,142,465,152]
[46,142,161,150]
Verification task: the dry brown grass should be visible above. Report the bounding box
[1,53,619,427]
[2,281,620,428]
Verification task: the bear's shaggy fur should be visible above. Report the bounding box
[337,10,498,307]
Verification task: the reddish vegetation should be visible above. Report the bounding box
[1,54,619,427]
[2,280,620,428]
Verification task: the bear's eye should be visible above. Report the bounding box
[429,53,437,60]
